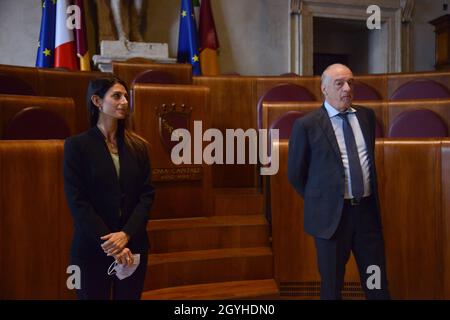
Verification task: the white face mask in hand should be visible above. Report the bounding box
[107,254,140,280]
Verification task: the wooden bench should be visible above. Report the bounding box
[0,64,106,133]
[0,94,76,138]
[261,99,450,138]
[112,61,193,88]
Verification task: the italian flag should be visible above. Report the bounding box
[55,0,78,70]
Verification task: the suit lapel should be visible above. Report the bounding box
[117,134,127,190]
[317,106,342,163]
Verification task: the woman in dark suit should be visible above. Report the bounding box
[63,76,155,300]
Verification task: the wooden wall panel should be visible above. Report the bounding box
[441,141,450,299]
[262,101,318,131]
[387,71,450,98]
[255,77,321,103]
[0,141,74,299]
[38,69,105,133]
[0,94,76,136]
[113,61,193,88]
[271,141,362,299]
[4,63,450,136]
[262,99,450,140]
[354,74,388,100]
[380,140,443,299]
[193,76,257,187]
[133,84,212,219]
[255,75,386,103]
[194,74,390,187]
[261,101,386,133]
[272,139,450,299]
[386,99,450,134]
[0,65,105,134]
[0,64,39,94]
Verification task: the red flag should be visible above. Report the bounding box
[199,0,220,75]
[74,0,90,71]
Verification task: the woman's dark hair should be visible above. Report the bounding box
[86,75,148,161]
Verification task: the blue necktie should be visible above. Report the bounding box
[337,113,364,200]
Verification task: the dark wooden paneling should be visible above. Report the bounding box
[148,215,269,253]
[0,65,105,133]
[354,74,388,100]
[0,141,74,299]
[0,64,39,94]
[0,94,76,136]
[381,139,443,299]
[213,188,264,216]
[141,279,278,300]
[262,99,450,140]
[133,84,212,218]
[193,76,257,188]
[272,139,450,299]
[255,76,321,103]
[386,99,450,133]
[387,71,450,98]
[112,61,192,87]
[261,101,319,133]
[261,101,386,136]
[146,247,273,290]
[442,141,450,299]
[271,141,361,299]
[38,69,105,133]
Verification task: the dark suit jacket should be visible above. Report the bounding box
[63,126,155,259]
[288,105,381,239]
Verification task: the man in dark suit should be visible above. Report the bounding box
[287,64,390,300]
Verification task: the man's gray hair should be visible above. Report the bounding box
[321,63,350,87]
[321,71,329,87]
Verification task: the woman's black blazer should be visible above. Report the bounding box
[63,126,155,259]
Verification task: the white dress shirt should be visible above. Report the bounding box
[324,101,371,199]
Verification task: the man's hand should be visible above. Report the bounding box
[113,248,134,267]
[100,231,130,256]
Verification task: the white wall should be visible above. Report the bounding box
[0,0,41,67]
[368,22,388,74]
[145,0,290,75]
[412,0,448,71]
[212,0,290,75]
[0,0,446,74]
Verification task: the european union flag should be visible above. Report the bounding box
[36,0,56,68]
[177,0,201,75]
